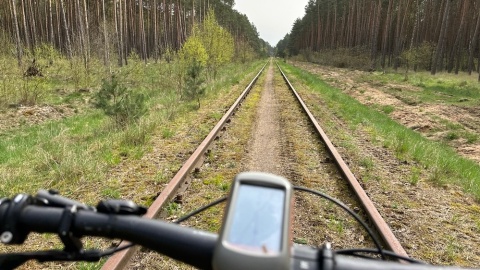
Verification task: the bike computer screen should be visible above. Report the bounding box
[225,184,285,253]
[214,172,293,270]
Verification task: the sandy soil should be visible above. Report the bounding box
[0,104,78,131]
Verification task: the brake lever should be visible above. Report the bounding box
[36,190,147,215]
[96,199,147,215]
[35,190,95,211]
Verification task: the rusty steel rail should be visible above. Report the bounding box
[276,63,408,257]
[101,62,267,270]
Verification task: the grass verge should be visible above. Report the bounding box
[0,59,264,203]
[359,70,480,105]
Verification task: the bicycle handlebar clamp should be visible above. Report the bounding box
[0,195,33,244]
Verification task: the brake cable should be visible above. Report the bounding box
[293,186,386,260]
[174,186,395,261]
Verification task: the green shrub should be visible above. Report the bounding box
[94,75,147,126]
[183,61,206,108]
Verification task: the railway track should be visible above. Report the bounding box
[277,63,406,257]
[102,60,406,269]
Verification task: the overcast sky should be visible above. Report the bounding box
[233,0,310,47]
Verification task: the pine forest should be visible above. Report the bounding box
[277,0,480,80]
[0,0,269,68]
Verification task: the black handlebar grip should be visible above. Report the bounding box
[8,205,217,269]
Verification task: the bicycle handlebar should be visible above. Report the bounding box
[0,201,216,269]
[0,194,473,270]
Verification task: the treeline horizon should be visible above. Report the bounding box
[0,0,270,68]
[277,0,480,79]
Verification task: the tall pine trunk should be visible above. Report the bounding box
[381,0,394,70]
[139,0,147,62]
[370,0,382,70]
[83,0,90,62]
[468,11,480,75]
[432,0,452,75]
[115,0,124,66]
[60,0,72,59]
[20,0,31,54]
[448,0,467,73]
[11,0,23,67]
[27,0,37,50]
[75,0,87,69]
[153,0,159,61]
[102,0,110,68]
[48,0,54,45]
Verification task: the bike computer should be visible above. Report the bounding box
[213,172,293,270]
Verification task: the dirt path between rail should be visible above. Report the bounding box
[244,63,285,174]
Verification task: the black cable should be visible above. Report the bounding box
[72,196,226,260]
[101,243,136,256]
[293,186,387,260]
[173,197,227,224]
[172,188,391,261]
[335,248,424,264]
[88,197,229,257]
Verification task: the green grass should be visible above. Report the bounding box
[202,173,231,191]
[166,202,181,216]
[433,118,480,144]
[409,166,422,185]
[101,187,121,199]
[161,127,175,138]
[464,132,478,144]
[359,157,374,170]
[380,105,395,114]
[279,62,480,200]
[0,112,109,196]
[360,70,480,105]
[0,54,109,107]
[294,237,308,244]
[445,131,459,141]
[77,260,105,270]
